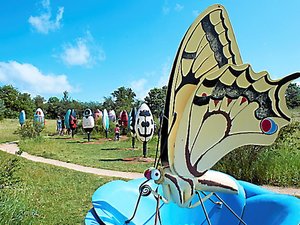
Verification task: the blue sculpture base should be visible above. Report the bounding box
[85,174,300,225]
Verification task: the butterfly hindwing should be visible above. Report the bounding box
[173,64,299,177]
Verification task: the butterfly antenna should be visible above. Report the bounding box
[125,180,151,224]
[196,192,212,225]
[155,112,176,168]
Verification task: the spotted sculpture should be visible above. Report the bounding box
[135,103,154,143]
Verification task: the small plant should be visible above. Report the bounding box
[15,120,44,139]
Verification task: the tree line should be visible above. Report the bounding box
[0,85,167,120]
[1,83,300,121]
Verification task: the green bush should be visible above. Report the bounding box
[14,120,44,139]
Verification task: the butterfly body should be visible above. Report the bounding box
[145,167,238,208]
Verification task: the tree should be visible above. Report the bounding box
[0,85,20,118]
[144,86,167,117]
[45,97,61,119]
[111,87,136,113]
[62,91,71,103]
[0,99,5,120]
[102,96,115,111]
[17,93,35,117]
[286,83,300,109]
[33,95,45,110]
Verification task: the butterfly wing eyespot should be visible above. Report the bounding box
[260,118,278,135]
[151,169,161,181]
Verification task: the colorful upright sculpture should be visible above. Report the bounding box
[129,107,137,148]
[19,110,26,127]
[135,103,154,157]
[102,109,109,138]
[82,108,95,141]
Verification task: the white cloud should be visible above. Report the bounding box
[130,78,149,100]
[162,6,170,15]
[174,3,184,12]
[130,59,172,100]
[61,39,90,66]
[0,61,72,95]
[158,59,171,87]
[59,31,106,67]
[163,1,184,15]
[192,10,200,17]
[28,0,64,34]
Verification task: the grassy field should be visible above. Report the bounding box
[1,117,300,188]
[0,119,19,143]
[0,150,114,224]
[19,136,158,173]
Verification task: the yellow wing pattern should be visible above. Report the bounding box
[173,64,299,177]
[160,5,242,170]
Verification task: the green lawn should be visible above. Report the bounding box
[19,135,158,173]
[0,119,19,143]
[0,150,115,225]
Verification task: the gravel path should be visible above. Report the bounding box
[0,141,299,197]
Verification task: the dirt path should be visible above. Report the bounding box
[0,141,299,197]
[0,141,142,180]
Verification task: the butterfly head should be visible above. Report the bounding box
[144,167,164,184]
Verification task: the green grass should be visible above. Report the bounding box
[19,135,158,173]
[0,119,19,143]
[214,121,300,187]
[0,119,57,143]
[290,106,300,121]
[0,150,115,224]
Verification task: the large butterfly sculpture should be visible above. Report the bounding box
[126,4,299,224]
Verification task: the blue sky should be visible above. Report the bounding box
[0,0,299,102]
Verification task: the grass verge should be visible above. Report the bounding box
[0,151,114,224]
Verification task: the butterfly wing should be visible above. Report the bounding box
[173,64,300,177]
[160,4,242,169]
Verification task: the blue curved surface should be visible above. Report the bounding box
[85,177,300,225]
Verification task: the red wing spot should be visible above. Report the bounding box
[202,93,207,97]
[227,98,232,106]
[240,97,247,105]
[261,119,271,133]
[214,100,219,107]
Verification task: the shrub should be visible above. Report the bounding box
[15,120,44,139]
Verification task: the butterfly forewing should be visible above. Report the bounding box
[160,5,242,170]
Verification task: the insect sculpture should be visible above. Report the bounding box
[135,103,155,157]
[19,110,26,127]
[108,110,116,122]
[126,4,300,225]
[129,107,137,148]
[33,108,45,127]
[102,109,109,138]
[69,109,77,138]
[82,108,95,142]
